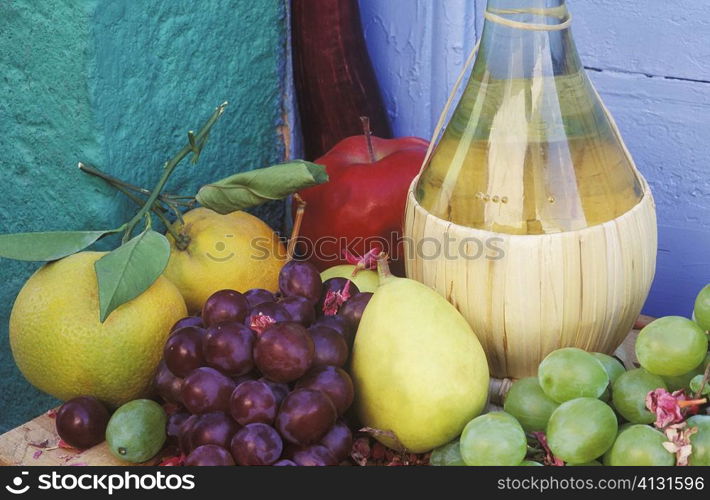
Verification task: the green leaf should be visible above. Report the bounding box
[95,229,170,322]
[196,160,328,214]
[0,229,118,262]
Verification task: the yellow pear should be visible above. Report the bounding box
[351,254,490,453]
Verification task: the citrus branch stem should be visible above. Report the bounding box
[360,116,376,163]
[109,183,182,241]
[287,193,306,261]
[84,167,182,242]
[78,163,194,208]
[121,102,228,243]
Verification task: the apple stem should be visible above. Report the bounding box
[360,116,376,163]
[287,193,306,262]
[376,252,393,284]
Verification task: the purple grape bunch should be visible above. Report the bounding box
[153,260,371,466]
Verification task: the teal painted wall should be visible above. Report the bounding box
[0,0,287,432]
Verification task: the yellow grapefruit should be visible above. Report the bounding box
[10,251,187,407]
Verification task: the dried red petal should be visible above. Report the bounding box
[372,442,387,461]
[250,314,276,334]
[646,388,686,428]
[322,282,352,316]
[532,431,564,466]
[663,423,698,466]
[58,439,77,450]
[28,439,50,449]
[159,454,186,466]
[343,248,379,273]
[350,437,371,466]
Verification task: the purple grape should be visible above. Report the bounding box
[278,260,322,302]
[171,316,203,332]
[254,323,314,383]
[202,290,249,327]
[273,459,297,466]
[55,396,110,449]
[279,296,316,326]
[154,360,184,404]
[320,420,353,462]
[229,380,278,426]
[185,444,235,466]
[318,278,360,316]
[245,302,292,334]
[296,366,354,416]
[167,412,190,445]
[276,389,337,445]
[292,444,338,466]
[203,322,255,376]
[164,326,205,377]
[187,412,240,450]
[234,372,259,387]
[338,292,373,330]
[230,423,283,466]
[178,415,201,454]
[311,315,355,348]
[258,377,289,406]
[244,289,276,308]
[308,325,348,368]
[181,367,236,414]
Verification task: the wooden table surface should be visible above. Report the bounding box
[0,315,653,466]
[0,410,161,466]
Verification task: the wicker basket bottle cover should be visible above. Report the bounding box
[405,0,657,378]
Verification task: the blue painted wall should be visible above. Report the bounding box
[360,0,710,318]
[0,0,287,432]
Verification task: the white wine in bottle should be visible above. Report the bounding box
[406,0,657,378]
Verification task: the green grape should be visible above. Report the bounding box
[601,423,633,465]
[430,440,466,466]
[538,348,609,402]
[460,412,527,466]
[689,374,710,396]
[607,425,674,466]
[503,377,559,432]
[694,284,710,332]
[611,368,667,424]
[519,460,543,466]
[591,353,626,384]
[567,460,601,466]
[546,398,617,464]
[687,415,710,466]
[635,316,708,376]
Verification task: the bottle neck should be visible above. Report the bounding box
[476,0,582,80]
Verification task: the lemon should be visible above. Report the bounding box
[10,252,187,407]
[164,208,286,312]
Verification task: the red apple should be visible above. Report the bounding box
[296,122,428,275]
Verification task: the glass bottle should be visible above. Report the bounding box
[415,0,643,235]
